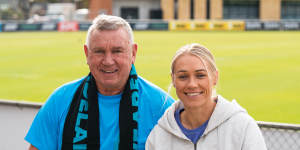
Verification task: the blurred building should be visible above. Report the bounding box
[0,0,24,20]
[0,0,19,9]
[88,0,300,21]
[88,0,162,20]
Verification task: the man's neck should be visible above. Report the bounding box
[98,89,123,96]
[97,87,124,96]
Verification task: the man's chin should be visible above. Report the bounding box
[97,80,122,89]
[101,82,118,88]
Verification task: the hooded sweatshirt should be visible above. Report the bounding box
[146,95,267,150]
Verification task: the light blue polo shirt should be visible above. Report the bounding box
[25,76,174,150]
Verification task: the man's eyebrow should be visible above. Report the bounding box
[91,48,105,51]
[112,46,124,49]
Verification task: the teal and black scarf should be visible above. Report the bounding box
[62,65,139,150]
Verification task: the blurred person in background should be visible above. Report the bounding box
[146,43,267,150]
[25,14,174,150]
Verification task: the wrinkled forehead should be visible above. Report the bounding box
[89,29,131,48]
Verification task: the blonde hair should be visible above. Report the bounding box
[169,43,218,96]
[85,14,134,48]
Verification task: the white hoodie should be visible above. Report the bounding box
[146,95,267,150]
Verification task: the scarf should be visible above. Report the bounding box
[62,64,139,150]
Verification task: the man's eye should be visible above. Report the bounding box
[113,49,122,53]
[94,50,104,54]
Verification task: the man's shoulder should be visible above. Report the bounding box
[46,77,85,104]
[53,77,85,95]
[137,76,166,94]
[136,76,174,127]
[137,76,174,105]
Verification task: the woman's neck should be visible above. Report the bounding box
[180,99,216,130]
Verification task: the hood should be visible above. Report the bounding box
[156,95,247,139]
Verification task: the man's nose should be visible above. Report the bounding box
[103,52,114,65]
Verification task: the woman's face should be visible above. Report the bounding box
[172,54,217,109]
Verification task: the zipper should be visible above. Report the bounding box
[194,143,197,150]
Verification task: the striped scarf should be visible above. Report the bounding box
[62,64,139,150]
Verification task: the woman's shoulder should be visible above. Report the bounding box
[211,95,257,130]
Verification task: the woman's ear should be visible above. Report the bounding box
[214,70,219,86]
[171,73,176,88]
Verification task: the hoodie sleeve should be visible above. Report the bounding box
[145,126,156,150]
[242,119,268,150]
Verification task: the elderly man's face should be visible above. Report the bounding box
[84,28,137,95]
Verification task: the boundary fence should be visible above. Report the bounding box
[0,99,299,149]
[1,20,300,32]
[258,121,300,150]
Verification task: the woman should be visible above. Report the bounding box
[146,43,267,150]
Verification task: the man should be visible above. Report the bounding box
[25,15,174,150]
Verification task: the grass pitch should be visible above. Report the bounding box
[0,31,300,124]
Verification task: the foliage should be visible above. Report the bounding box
[0,7,24,20]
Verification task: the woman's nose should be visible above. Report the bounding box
[187,77,197,89]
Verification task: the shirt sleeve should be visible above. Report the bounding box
[25,90,62,150]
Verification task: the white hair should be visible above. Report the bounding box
[85,15,134,48]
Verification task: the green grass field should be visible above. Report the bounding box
[1,31,300,124]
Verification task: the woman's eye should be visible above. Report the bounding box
[196,74,205,78]
[178,75,187,79]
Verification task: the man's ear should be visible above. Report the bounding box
[84,45,89,65]
[84,45,88,57]
[131,43,138,64]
